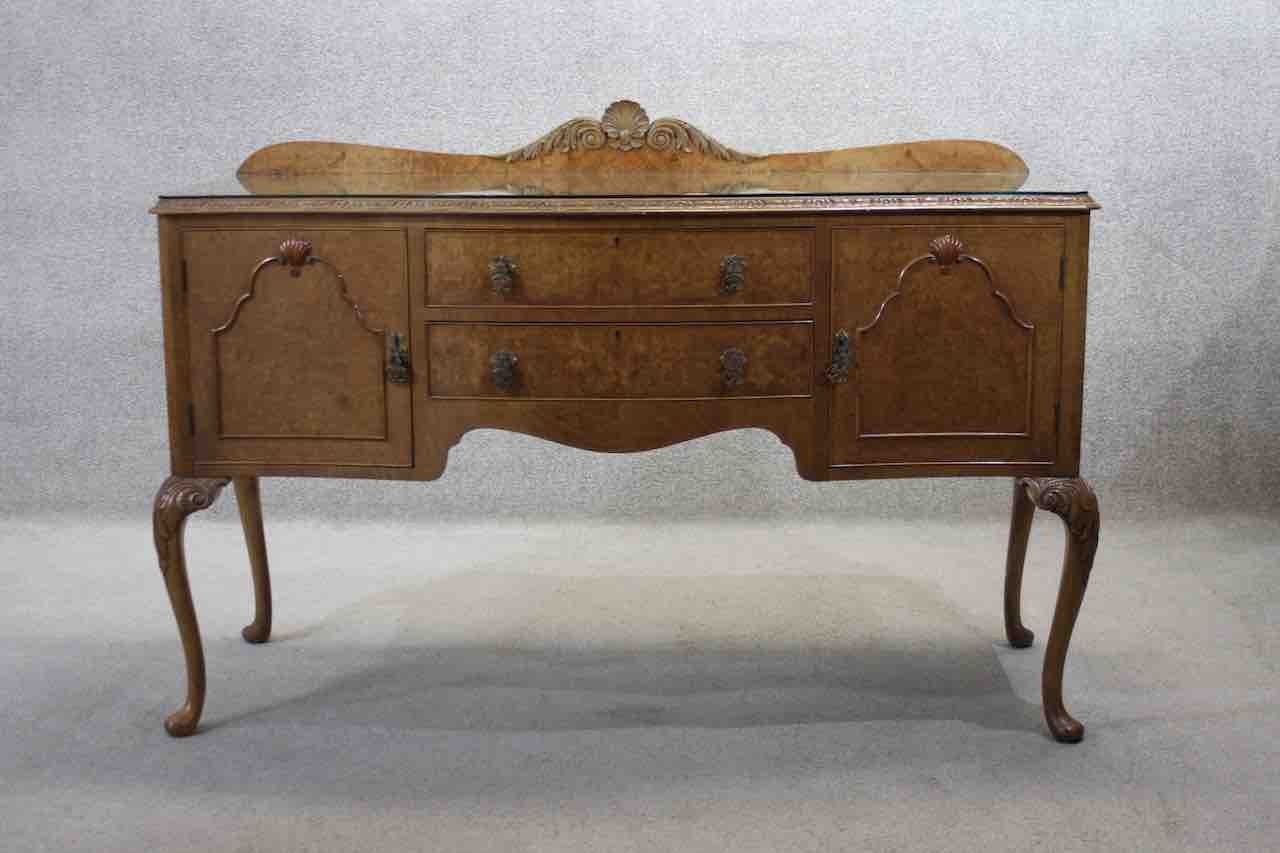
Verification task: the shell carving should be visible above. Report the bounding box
[601,100,650,151]
[928,234,967,267]
[500,100,755,163]
[279,238,313,276]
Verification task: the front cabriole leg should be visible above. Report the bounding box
[153,475,229,737]
[1018,477,1100,743]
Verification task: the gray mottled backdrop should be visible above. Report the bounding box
[2,0,1278,522]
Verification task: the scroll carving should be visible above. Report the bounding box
[153,477,228,575]
[499,100,756,163]
[1019,477,1101,568]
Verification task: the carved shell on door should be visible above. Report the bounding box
[499,100,757,163]
[928,234,967,267]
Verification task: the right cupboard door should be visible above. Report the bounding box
[829,223,1067,471]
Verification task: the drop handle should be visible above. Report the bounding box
[720,347,747,388]
[719,255,746,295]
[385,332,411,384]
[490,350,519,391]
[825,330,852,384]
[489,256,518,296]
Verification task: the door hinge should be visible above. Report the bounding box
[1054,402,1061,430]
[186,402,195,436]
[179,259,188,297]
[1059,254,1067,290]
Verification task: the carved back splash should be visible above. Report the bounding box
[238,100,1028,195]
[497,99,755,164]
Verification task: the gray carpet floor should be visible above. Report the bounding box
[2,514,1277,852]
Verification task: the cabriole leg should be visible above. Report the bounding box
[1015,477,1100,744]
[1003,478,1037,648]
[234,477,272,644]
[153,475,228,737]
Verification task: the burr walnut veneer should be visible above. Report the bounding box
[150,101,1101,743]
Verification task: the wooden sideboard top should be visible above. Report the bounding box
[153,191,1099,216]
[152,100,1097,215]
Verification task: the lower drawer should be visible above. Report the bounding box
[427,322,814,399]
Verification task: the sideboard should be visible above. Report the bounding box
[150,101,1100,742]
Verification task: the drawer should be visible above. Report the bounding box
[428,322,814,399]
[425,228,814,306]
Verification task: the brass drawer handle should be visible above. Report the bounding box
[489,256,518,296]
[825,330,852,384]
[719,255,746,295]
[489,350,519,391]
[385,332,411,384]
[720,347,747,388]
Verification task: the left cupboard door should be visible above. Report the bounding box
[181,228,413,469]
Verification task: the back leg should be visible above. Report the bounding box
[234,477,272,644]
[1003,478,1036,648]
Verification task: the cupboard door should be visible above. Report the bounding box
[829,224,1065,468]
[182,228,412,468]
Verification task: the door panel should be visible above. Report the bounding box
[830,224,1065,467]
[183,228,412,467]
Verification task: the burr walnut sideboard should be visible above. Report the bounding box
[150,101,1100,742]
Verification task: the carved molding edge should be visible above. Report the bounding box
[498,100,756,163]
[1020,477,1100,568]
[154,193,1098,216]
[153,477,229,574]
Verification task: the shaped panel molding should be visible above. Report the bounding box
[853,233,1036,439]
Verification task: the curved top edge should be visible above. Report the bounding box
[234,100,1030,194]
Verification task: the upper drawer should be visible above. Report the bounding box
[427,321,814,399]
[425,228,814,307]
